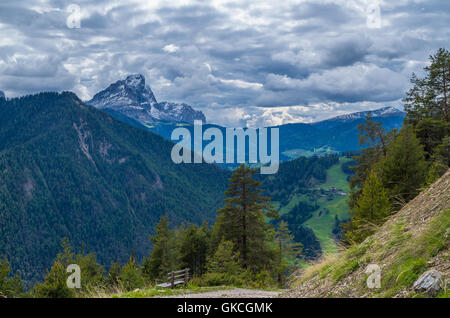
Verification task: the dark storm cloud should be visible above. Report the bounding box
[321,36,372,68]
[0,0,449,126]
[290,1,355,25]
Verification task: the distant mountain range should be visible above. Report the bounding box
[106,104,405,161]
[86,74,206,125]
[314,106,404,129]
[276,106,405,158]
[81,75,405,159]
[0,90,5,99]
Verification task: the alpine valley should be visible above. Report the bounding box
[0,76,405,286]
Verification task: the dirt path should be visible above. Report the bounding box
[160,288,281,298]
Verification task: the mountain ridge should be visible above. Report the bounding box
[317,106,404,123]
[115,106,404,161]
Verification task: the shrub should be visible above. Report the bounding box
[0,256,23,298]
[119,257,146,291]
[200,272,244,287]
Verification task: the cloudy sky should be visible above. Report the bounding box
[0,0,449,127]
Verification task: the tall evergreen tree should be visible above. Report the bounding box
[214,164,278,271]
[404,48,450,161]
[404,48,449,123]
[274,221,302,284]
[345,170,391,243]
[142,214,180,281]
[179,222,211,277]
[380,125,427,204]
[349,113,396,211]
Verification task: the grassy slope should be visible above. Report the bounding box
[304,195,348,254]
[284,170,450,298]
[319,157,351,192]
[306,157,351,253]
[279,195,311,216]
[279,157,351,254]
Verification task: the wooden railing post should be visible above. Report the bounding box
[184,268,189,285]
[171,271,175,289]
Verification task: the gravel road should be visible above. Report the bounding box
[160,288,281,298]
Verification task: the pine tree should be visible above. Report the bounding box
[0,255,23,298]
[202,240,243,286]
[106,260,122,288]
[275,221,302,284]
[213,164,278,271]
[74,251,105,291]
[349,113,396,211]
[206,240,241,276]
[119,254,145,291]
[179,222,211,277]
[33,238,76,298]
[404,48,449,123]
[404,48,450,160]
[381,125,428,204]
[345,170,391,243]
[142,214,180,281]
[425,135,450,184]
[413,118,449,158]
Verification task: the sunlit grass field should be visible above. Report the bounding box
[279,157,352,255]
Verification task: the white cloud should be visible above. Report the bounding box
[162,44,180,53]
[0,0,447,126]
[211,75,263,90]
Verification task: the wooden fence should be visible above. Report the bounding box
[156,268,190,289]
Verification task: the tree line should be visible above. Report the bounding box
[344,48,449,243]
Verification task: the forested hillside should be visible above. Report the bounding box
[0,92,229,285]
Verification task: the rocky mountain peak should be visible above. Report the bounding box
[125,74,145,88]
[86,74,205,124]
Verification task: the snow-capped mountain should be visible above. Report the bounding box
[154,101,206,124]
[321,106,404,123]
[311,106,405,131]
[0,91,5,100]
[87,74,206,124]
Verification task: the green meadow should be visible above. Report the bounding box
[279,157,352,255]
